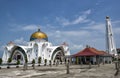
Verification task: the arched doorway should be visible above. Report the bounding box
[10,46,27,64]
[13,50,23,61]
[51,47,65,63]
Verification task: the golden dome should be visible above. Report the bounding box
[30,29,48,41]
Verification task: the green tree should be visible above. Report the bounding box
[32,59,35,69]
[16,59,20,68]
[38,57,41,66]
[7,58,12,69]
[0,58,2,69]
[44,59,47,66]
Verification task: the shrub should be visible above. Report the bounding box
[38,57,41,66]
[0,58,2,69]
[7,58,12,69]
[32,59,35,69]
[44,59,47,66]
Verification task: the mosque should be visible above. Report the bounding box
[2,29,70,64]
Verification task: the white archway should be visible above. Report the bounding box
[10,46,27,64]
[51,47,65,61]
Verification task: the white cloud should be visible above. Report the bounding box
[113,28,120,34]
[0,45,5,57]
[14,37,27,45]
[0,45,5,51]
[10,24,41,31]
[47,20,120,54]
[48,30,91,40]
[47,28,105,53]
[83,9,91,15]
[70,44,83,51]
[8,16,120,55]
[82,23,105,32]
[72,15,90,25]
[56,9,92,26]
[22,25,39,31]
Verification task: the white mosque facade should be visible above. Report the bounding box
[2,29,70,64]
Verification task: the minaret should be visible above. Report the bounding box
[106,16,117,55]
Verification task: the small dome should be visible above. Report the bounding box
[30,29,48,41]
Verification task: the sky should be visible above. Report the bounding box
[0,0,120,57]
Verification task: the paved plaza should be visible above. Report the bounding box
[0,64,119,78]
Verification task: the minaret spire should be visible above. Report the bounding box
[38,26,41,32]
[106,16,117,55]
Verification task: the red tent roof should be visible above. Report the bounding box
[73,47,108,57]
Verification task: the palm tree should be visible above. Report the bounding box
[44,59,47,66]
[7,58,12,69]
[38,57,41,66]
[0,58,2,69]
[32,59,35,69]
[16,59,20,68]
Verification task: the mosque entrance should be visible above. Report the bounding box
[13,52,23,63]
[52,48,65,64]
[55,52,63,61]
[54,53,64,64]
[10,46,28,64]
[16,54,21,60]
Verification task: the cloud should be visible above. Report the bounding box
[47,19,120,54]
[10,24,40,31]
[0,45,5,51]
[14,37,27,45]
[47,28,105,53]
[56,9,92,26]
[70,44,83,52]
[48,30,91,40]
[7,15,120,55]
[82,23,105,32]
[83,9,91,15]
[22,25,39,31]
[0,45,5,57]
